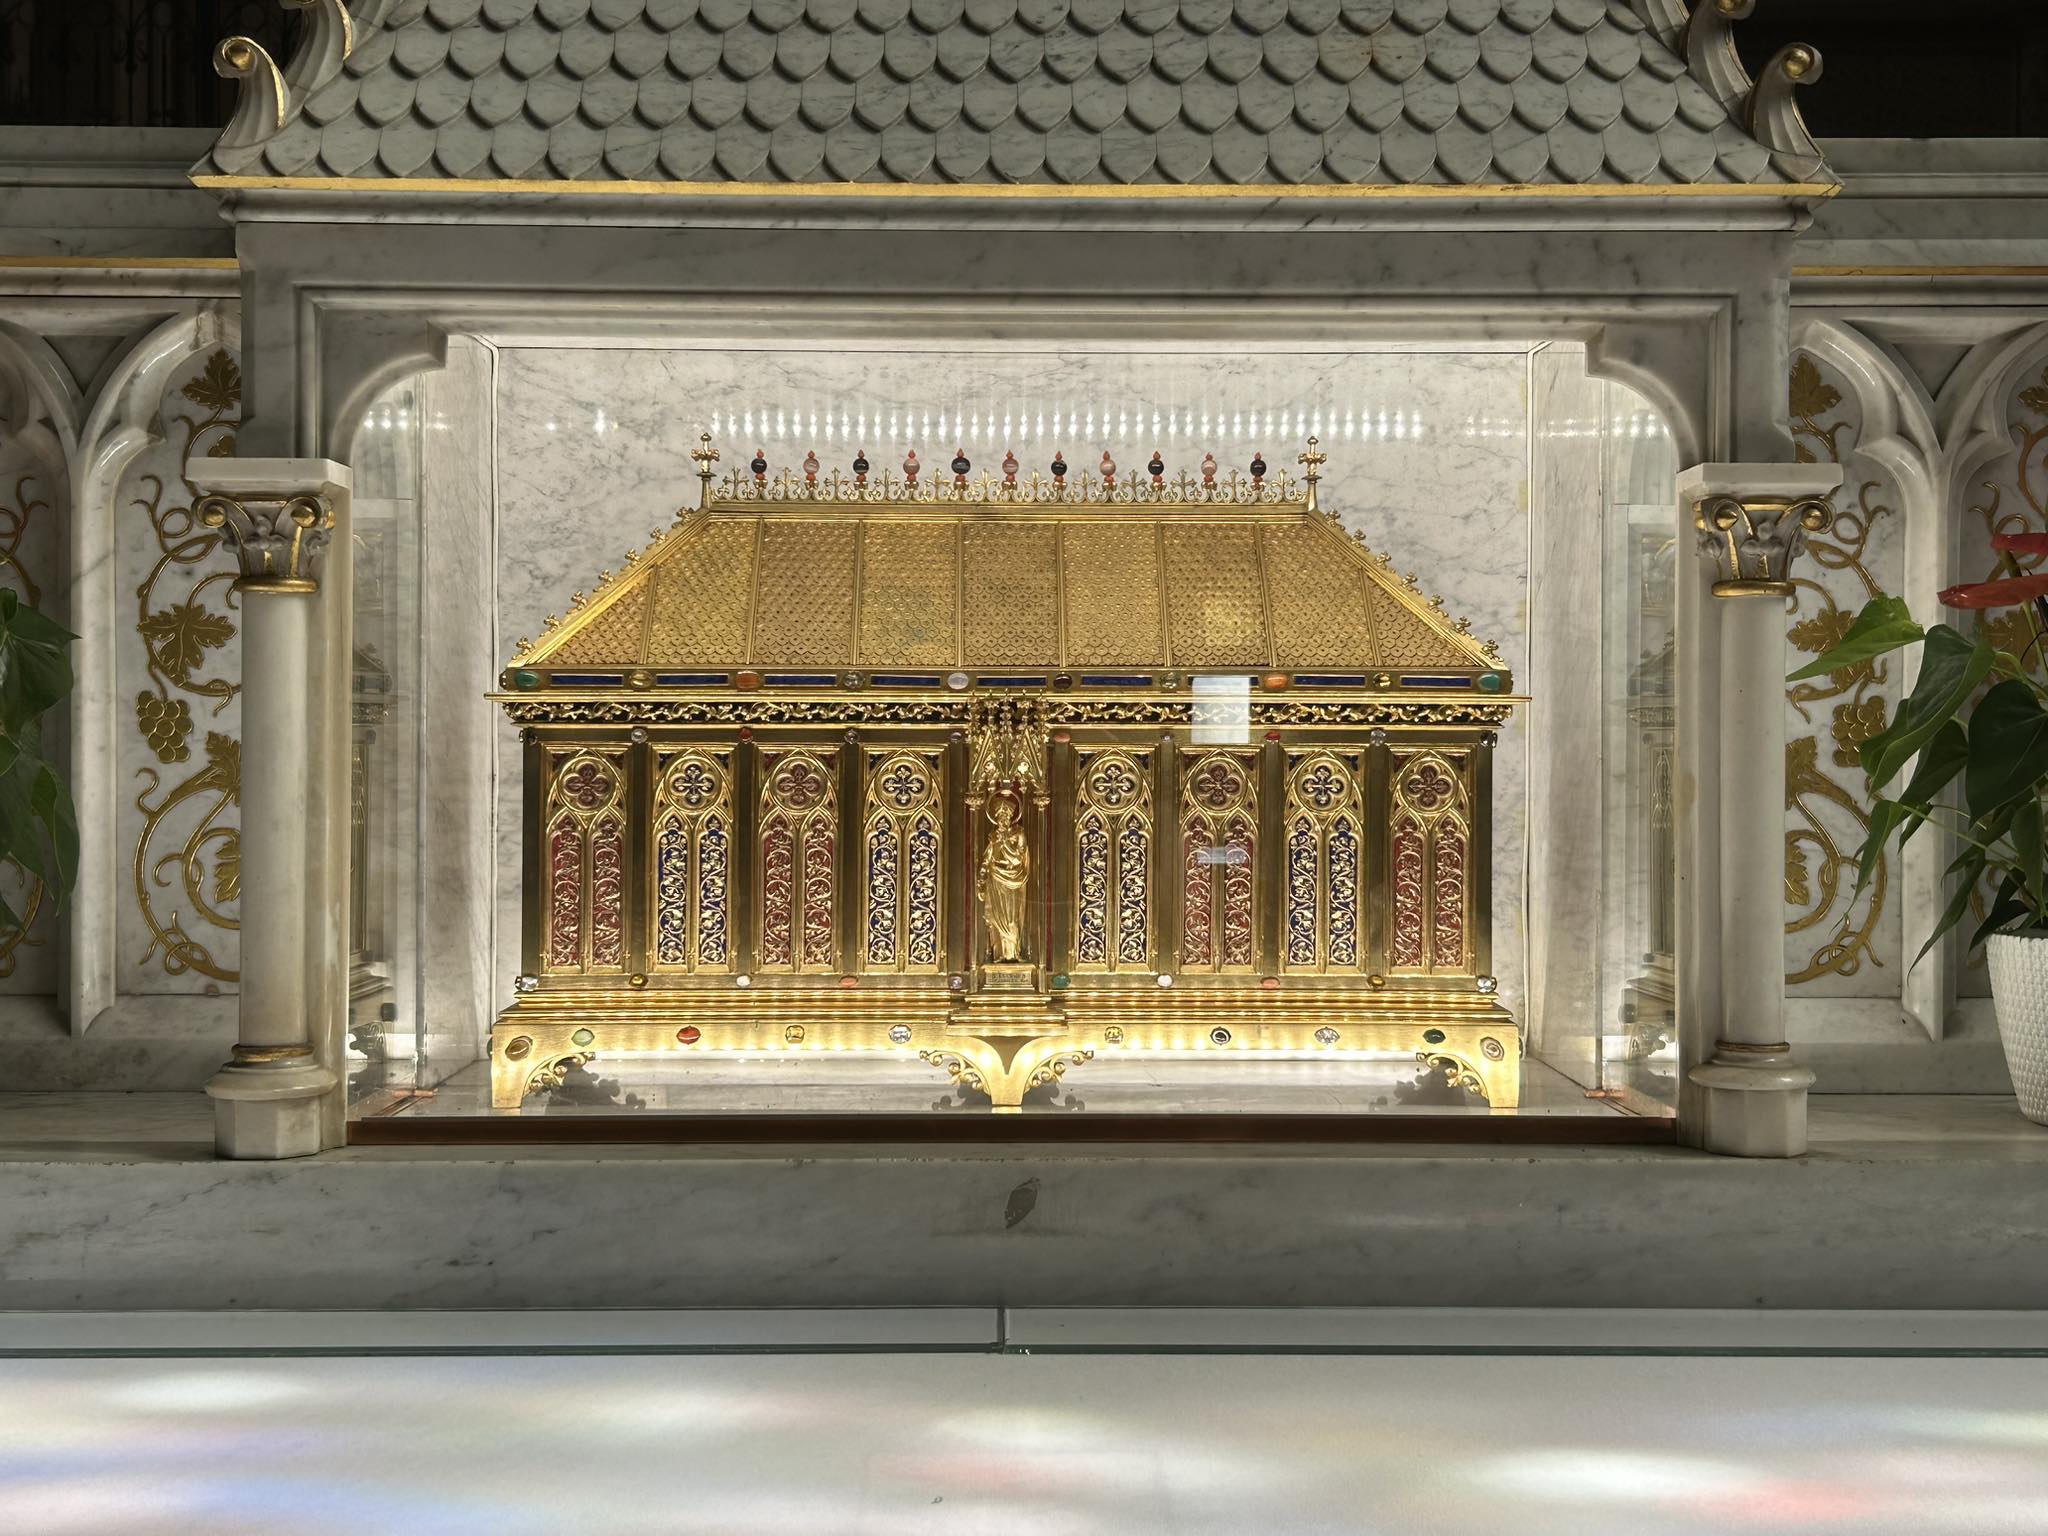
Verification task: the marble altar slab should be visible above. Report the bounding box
[3,1094,2044,1311]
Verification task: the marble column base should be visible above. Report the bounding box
[205,1059,337,1159]
[1689,1046,1815,1157]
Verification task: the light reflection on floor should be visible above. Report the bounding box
[3,1353,2045,1534]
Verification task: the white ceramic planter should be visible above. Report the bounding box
[1986,931,2048,1125]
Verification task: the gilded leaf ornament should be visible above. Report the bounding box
[131,349,243,983]
[139,602,236,692]
[1783,351,1897,987]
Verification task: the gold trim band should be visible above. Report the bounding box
[1794,264,2048,278]
[233,576,319,595]
[192,173,1841,203]
[231,1043,314,1063]
[1711,578,1796,599]
[1715,1039,1794,1055]
[0,255,239,270]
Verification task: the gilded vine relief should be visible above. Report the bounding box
[1783,353,1900,990]
[129,349,242,984]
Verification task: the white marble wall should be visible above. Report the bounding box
[1525,347,1607,1077]
[491,343,1534,1022]
[414,342,498,1086]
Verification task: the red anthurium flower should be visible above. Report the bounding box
[1939,573,2048,609]
[1992,533,2048,556]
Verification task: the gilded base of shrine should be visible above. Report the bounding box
[490,989,1521,1113]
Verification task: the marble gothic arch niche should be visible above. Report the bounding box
[0,308,251,1030]
[1780,317,2048,1040]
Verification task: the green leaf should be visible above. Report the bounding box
[1971,871,2031,951]
[1788,594,1922,681]
[0,588,79,920]
[1965,679,2048,818]
[2014,794,2045,921]
[0,589,74,740]
[1917,851,1989,969]
[1892,721,1970,851]
[1899,720,1971,807]
[1856,799,1909,893]
[1860,625,1995,793]
[0,747,53,887]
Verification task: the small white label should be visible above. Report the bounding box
[1196,844,1249,866]
[1191,674,1251,744]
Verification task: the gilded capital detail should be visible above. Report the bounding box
[196,493,335,594]
[1694,494,1834,598]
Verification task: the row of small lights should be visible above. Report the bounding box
[539,405,1463,443]
[698,405,1447,445]
[362,404,1666,442]
[1545,413,1673,441]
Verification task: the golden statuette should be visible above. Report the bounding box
[978,793,1029,964]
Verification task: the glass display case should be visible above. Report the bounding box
[344,341,1677,1126]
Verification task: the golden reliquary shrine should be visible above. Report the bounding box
[491,437,1526,1112]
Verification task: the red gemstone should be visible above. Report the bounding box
[676,1026,701,1044]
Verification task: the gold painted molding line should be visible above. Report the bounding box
[192,174,1840,203]
[1794,264,2048,278]
[0,256,239,270]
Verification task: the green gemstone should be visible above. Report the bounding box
[1423,1028,1447,1045]
[1051,974,1070,991]
[571,1027,595,1047]
[1477,672,1503,693]
[514,669,541,691]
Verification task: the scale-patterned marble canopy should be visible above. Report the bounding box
[518,480,1501,673]
[203,0,1829,189]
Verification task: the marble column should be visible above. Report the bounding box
[1680,463,1842,1157]
[186,459,353,1159]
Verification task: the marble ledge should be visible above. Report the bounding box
[2,1094,2045,1312]
[0,994,238,1093]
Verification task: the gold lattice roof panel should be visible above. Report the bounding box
[516,444,1504,679]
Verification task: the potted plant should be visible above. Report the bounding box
[1794,535,2048,1121]
[0,588,78,936]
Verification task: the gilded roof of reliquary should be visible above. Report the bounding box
[201,0,1825,189]
[517,464,1501,674]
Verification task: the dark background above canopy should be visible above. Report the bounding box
[1,0,2044,138]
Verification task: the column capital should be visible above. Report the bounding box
[1678,462,1842,599]
[186,457,352,595]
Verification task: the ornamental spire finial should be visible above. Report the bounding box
[691,433,719,509]
[1299,435,1325,514]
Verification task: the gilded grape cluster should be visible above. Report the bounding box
[136,693,192,764]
